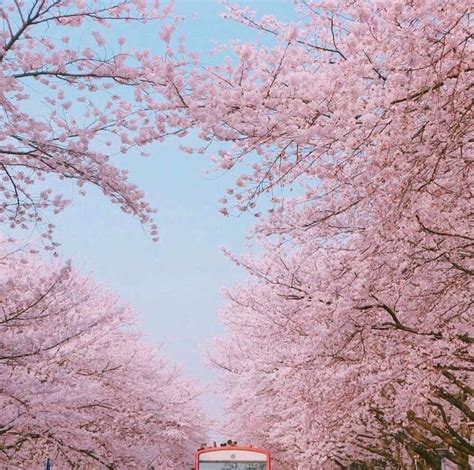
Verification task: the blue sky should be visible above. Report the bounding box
[45,0,295,429]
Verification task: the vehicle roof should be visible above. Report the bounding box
[196,445,270,456]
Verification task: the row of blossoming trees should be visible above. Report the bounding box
[178,1,472,468]
[1,0,472,468]
[0,1,205,467]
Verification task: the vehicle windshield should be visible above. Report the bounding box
[199,464,266,470]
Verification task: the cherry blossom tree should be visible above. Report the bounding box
[0,0,188,246]
[1,3,208,467]
[0,248,206,468]
[1,3,209,468]
[178,0,473,467]
[212,240,472,468]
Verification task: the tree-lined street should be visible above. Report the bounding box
[0,1,472,468]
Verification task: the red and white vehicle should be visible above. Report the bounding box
[194,441,272,470]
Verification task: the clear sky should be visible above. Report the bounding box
[44,0,295,434]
